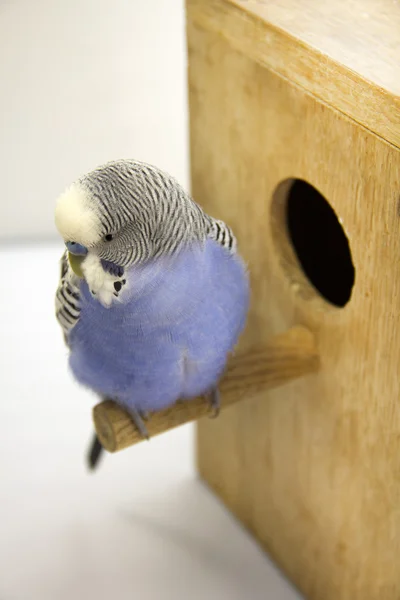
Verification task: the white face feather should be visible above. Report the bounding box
[55,183,121,308]
[81,253,125,307]
[54,184,101,246]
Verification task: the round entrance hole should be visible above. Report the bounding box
[272,179,355,307]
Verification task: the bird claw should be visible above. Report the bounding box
[139,410,150,421]
[208,387,220,418]
[128,406,150,439]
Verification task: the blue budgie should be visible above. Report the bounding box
[55,160,249,466]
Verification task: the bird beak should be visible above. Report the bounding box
[65,242,88,278]
[68,252,85,278]
[66,241,88,256]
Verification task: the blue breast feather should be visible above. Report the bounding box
[68,240,250,413]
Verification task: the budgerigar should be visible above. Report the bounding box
[54,160,249,466]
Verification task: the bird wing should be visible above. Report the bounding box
[207,218,237,253]
[55,250,81,342]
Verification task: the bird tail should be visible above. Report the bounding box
[87,432,104,470]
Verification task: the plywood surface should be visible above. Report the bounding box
[187,0,400,148]
[188,16,400,600]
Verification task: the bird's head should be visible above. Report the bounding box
[55,182,124,277]
[55,161,159,277]
[55,160,208,278]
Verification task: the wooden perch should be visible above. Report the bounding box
[92,325,319,453]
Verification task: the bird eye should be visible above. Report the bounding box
[105,234,113,242]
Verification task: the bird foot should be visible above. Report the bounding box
[139,410,150,421]
[208,387,220,418]
[128,406,150,439]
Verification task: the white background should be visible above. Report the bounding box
[0,1,302,598]
[0,0,188,240]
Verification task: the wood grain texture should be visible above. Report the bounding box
[187,10,400,600]
[93,326,319,452]
[187,0,400,148]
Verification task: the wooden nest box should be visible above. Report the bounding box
[186,1,400,599]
